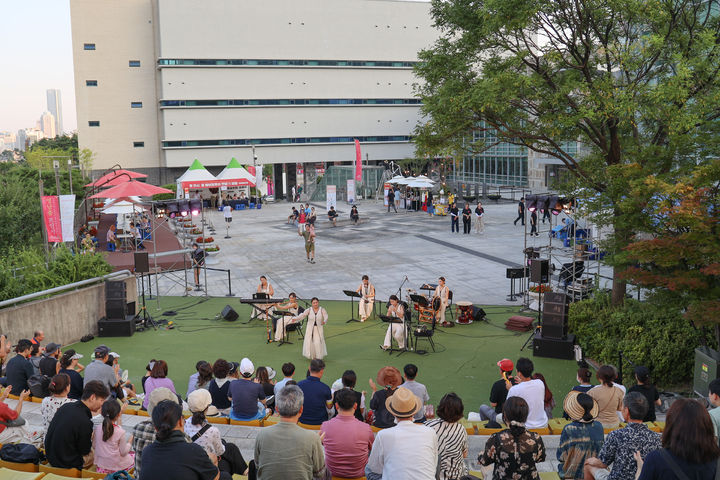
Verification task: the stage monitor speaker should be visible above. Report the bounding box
[530,259,549,283]
[506,267,527,279]
[533,332,575,360]
[222,305,239,322]
[542,292,569,339]
[694,346,720,397]
[473,307,487,322]
[98,316,136,337]
[105,280,127,300]
[134,252,149,273]
[105,299,127,319]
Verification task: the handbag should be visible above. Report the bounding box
[0,443,42,464]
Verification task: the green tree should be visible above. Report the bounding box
[415,0,720,304]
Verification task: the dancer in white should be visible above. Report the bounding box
[290,297,328,360]
[433,277,450,325]
[381,295,407,351]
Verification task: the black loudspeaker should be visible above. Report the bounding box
[134,252,149,273]
[543,292,569,339]
[473,307,487,322]
[506,267,527,279]
[105,281,127,300]
[98,316,136,337]
[221,305,239,322]
[530,259,549,283]
[533,332,575,359]
[105,299,127,319]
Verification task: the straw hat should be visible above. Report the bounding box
[385,387,421,419]
[563,390,599,422]
[376,366,402,388]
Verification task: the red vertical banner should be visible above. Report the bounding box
[42,195,62,243]
[354,139,362,182]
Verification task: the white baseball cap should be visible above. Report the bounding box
[240,358,254,376]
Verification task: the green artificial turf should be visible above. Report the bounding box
[67,296,579,416]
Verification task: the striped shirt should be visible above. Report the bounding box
[425,419,468,480]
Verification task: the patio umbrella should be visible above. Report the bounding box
[85,169,148,187]
[102,201,148,215]
[104,196,143,208]
[388,175,408,184]
[89,180,172,198]
[407,179,435,189]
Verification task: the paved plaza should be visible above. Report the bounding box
[151,198,612,306]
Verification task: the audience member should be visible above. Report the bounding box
[478,396,546,479]
[84,345,120,394]
[557,391,604,479]
[142,360,177,410]
[506,357,549,428]
[132,387,180,473]
[40,374,74,441]
[402,363,430,422]
[186,389,248,478]
[331,370,365,422]
[39,343,61,377]
[584,392,661,480]
[588,365,624,429]
[5,339,34,395]
[369,366,403,429]
[139,400,220,480]
[707,378,720,441]
[141,359,156,393]
[229,358,267,421]
[321,388,374,478]
[254,384,328,479]
[328,206,338,226]
[0,385,40,445]
[254,366,275,399]
[187,360,213,398]
[627,366,661,422]
[532,372,556,419]
[93,398,135,474]
[297,359,332,426]
[573,366,594,393]
[425,392,469,480]
[209,359,233,415]
[366,386,438,480]
[58,350,84,400]
[28,343,41,374]
[45,380,110,470]
[30,331,44,346]
[636,398,720,479]
[478,358,516,424]
[273,362,295,396]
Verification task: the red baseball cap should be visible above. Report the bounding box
[497,358,514,372]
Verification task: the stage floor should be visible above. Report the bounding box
[66,296,577,416]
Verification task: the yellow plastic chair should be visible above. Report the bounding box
[137,409,150,417]
[42,475,86,480]
[468,471,484,479]
[528,426,550,435]
[651,421,665,432]
[548,417,571,434]
[297,422,321,431]
[231,475,249,480]
[0,461,38,473]
[229,419,263,427]
[332,476,367,480]
[206,416,229,425]
[29,398,42,404]
[0,467,45,480]
[80,469,107,479]
[39,464,81,477]
[539,472,562,479]
[369,425,385,433]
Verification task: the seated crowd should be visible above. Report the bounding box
[0,333,718,480]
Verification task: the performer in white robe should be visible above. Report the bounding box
[290,297,328,359]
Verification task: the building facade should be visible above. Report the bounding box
[70,0,437,196]
[46,89,64,136]
[40,111,56,139]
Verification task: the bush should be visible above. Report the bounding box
[569,290,706,388]
[152,184,177,201]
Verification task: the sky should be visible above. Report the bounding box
[0,1,76,134]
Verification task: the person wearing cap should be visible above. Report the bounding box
[39,342,62,377]
[366,386,438,480]
[401,364,430,423]
[557,391,604,479]
[186,389,248,478]
[131,387,182,473]
[297,359,333,426]
[369,366,403,429]
[505,357,549,429]
[254,384,328,479]
[478,358,517,424]
[5,339,34,395]
[58,350,84,400]
[228,358,267,421]
[84,345,120,395]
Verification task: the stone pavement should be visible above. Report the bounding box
[153,199,613,306]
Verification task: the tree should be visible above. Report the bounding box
[415,0,720,304]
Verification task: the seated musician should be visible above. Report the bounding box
[252,275,275,321]
[356,275,375,322]
[380,295,406,351]
[273,293,299,343]
[433,277,450,325]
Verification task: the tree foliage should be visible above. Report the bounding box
[25,134,78,171]
[415,0,720,304]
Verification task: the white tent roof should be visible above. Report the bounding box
[388,175,409,184]
[102,201,148,215]
[215,158,256,186]
[176,159,217,183]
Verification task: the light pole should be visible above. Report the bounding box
[68,159,73,195]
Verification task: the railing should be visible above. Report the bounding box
[448,172,528,188]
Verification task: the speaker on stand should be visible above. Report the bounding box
[101,280,135,337]
[134,252,157,331]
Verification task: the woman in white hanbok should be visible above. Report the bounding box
[290,297,328,359]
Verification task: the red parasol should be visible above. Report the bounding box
[89,180,172,198]
[85,169,148,188]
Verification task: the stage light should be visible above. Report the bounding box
[189,199,202,216]
[548,195,562,215]
[166,201,179,219]
[559,197,574,213]
[526,194,538,212]
[178,200,189,217]
[156,207,166,219]
[537,195,550,213]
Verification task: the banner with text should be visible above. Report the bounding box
[354,139,362,182]
[59,194,76,242]
[326,185,336,212]
[347,179,355,204]
[42,196,62,243]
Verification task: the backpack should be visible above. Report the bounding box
[0,443,43,464]
[27,374,51,398]
[104,471,135,480]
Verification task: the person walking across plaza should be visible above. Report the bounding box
[474,202,485,233]
[514,197,525,226]
[450,203,459,233]
[301,219,316,264]
[530,209,539,236]
[387,187,397,213]
[462,203,472,234]
[191,242,205,290]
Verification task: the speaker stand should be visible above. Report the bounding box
[135,274,158,331]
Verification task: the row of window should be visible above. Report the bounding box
[162,136,411,148]
[160,98,422,107]
[158,58,416,68]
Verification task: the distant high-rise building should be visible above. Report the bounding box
[26,129,44,147]
[41,111,57,139]
[46,89,63,135]
[16,129,27,151]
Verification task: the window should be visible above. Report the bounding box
[129,60,141,67]
[157,58,417,68]
[88,121,100,127]
[83,43,96,50]
[133,141,145,148]
[162,135,411,148]
[159,98,422,107]
[86,80,98,86]
[131,102,143,108]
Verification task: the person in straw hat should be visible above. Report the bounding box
[557,391,604,479]
[368,366,403,429]
[366,386,438,480]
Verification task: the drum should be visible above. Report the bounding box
[432,297,441,310]
[456,301,474,324]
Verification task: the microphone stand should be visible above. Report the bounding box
[397,276,409,303]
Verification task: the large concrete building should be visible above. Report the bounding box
[69,0,437,196]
